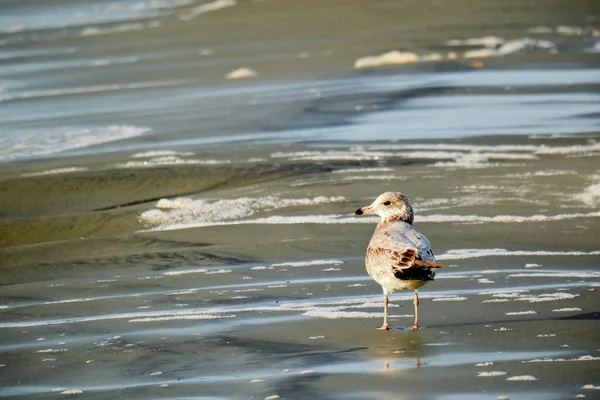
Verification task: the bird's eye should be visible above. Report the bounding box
[383,201,391,206]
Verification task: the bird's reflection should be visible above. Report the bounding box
[370,329,428,373]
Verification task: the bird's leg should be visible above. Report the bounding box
[411,291,419,331]
[377,291,390,330]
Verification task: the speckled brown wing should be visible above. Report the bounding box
[367,246,443,279]
[366,220,444,281]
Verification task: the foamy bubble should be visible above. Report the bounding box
[60,389,83,395]
[582,385,600,390]
[475,362,494,367]
[507,375,538,381]
[226,68,257,80]
[354,51,419,68]
[573,182,600,207]
[477,371,507,377]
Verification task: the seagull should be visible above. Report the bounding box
[354,192,444,331]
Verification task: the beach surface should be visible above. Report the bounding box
[1,1,600,399]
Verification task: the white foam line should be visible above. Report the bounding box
[129,315,235,322]
[163,269,208,276]
[437,248,600,260]
[3,277,593,327]
[271,260,344,267]
[582,384,600,390]
[437,274,483,279]
[43,297,101,305]
[179,0,236,20]
[507,375,538,381]
[0,296,374,328]
[271,149,539,163]
[1,276,367,311]
[477,371,507,377]
[332,167,394,173]
[354,51,420,68]
[21,167,89,177]
[116,156,230,168]
[342,174,397,181]
[139,196,347,230]
[140,210,600,232]
[524,355,600,363]
[131,150,194,158]
[303,309,413,319]
[0,291,429,329]
[513,292,579,302]
[506,310,537,316]
[431,297,468,302]
[420,212,600,224]
[365,142,600,156]
[508,272,600,278]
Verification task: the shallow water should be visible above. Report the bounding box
[1,1,600,399]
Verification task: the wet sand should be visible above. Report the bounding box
[2,133,600,399]
[2,0,600,398]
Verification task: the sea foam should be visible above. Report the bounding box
[437,248,600,260]
[138,209,600,232]
[0,125,150,161]
[179,0,236,20]
[573,182,600,207]
[139,196,346,229]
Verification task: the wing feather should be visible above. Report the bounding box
[366,221,443,281]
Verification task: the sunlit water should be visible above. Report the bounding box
[1,1,599,399]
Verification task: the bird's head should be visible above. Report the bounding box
[354,191,414,225]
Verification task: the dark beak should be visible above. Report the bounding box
[355,205,375,216]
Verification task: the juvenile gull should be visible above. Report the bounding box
[355,192,444,330]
